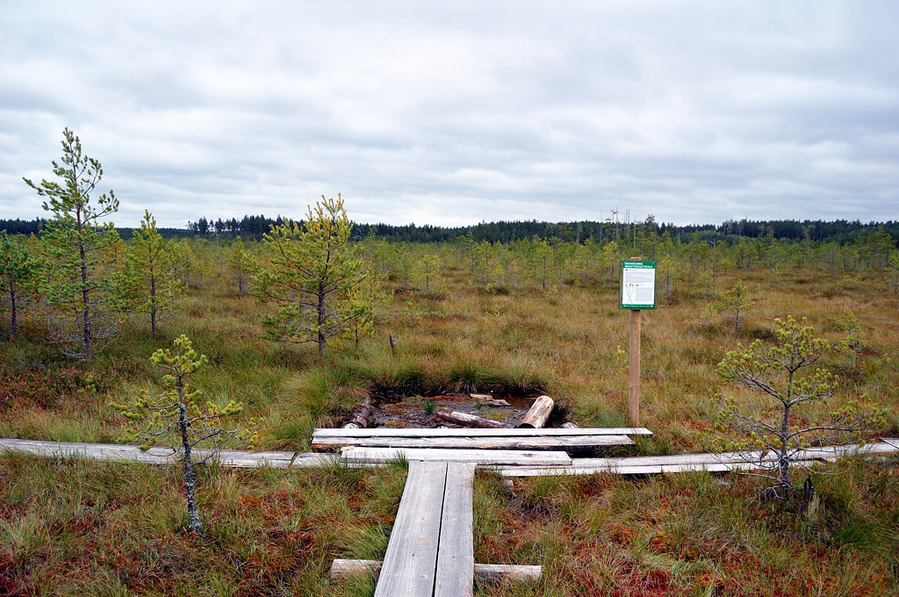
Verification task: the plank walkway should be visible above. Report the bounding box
[3,437,896,475]
[312,426,652,454]
[496,441,899,477]
[4,434,898,594]
[373,460,475,597]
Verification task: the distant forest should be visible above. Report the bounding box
[2,215,898,245]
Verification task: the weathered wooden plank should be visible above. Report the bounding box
[209,450,335,468]
[341,447,572,467]
[313,427,653,438]
[882,438,899,450]
[0,439,174,464]
[375,460,448,597]
[312,435,634,451]
[435,462,475,597]
[496,442,899,477]
[330,559,542,583]
[0,439,336,469]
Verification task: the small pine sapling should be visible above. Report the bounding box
[113,335,256,534]
[715,316,884,498]
[836,307,866,370]
[709,281,755,333]
[0,232,38,339]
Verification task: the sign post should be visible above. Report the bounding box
[620,260,656,426]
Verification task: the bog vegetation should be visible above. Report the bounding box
[1,130,898,595]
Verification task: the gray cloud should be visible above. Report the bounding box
[2,1,897,229]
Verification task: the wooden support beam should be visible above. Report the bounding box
[330,559,543,583]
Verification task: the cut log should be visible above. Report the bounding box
[517,395,554,429]
[436,408,511,429]
[344,395,375,429]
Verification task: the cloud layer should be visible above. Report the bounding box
[2,1,897,228]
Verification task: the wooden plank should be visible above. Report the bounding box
[330,559,542,583]
[209,450,334,468]
[375,460,448,597]
[435,462,475,597]
[0,439,174,464]
[496,442,899,477]
[341,447,572,467]
[312,435,634,451]
[314,427,653,438]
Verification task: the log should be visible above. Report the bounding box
[517,395,554,429]
[436,408,511,429]
[344,395,375,429]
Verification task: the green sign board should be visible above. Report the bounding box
[620,261,656,309]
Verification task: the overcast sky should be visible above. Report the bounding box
[2,1,897,229]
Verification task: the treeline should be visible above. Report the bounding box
[184,216,899,245]
[7,216,897,246]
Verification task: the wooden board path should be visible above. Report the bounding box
[312,426,651,454]
[314,434,633,452]
[374,460,476,597]
[313,426,653,438]
[496,440,899,477]
[341,446,572,466]
[0,438,334,468]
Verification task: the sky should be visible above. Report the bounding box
[2,1,898,229]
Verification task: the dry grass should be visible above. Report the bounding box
[1,240,897,595]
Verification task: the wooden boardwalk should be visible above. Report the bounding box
[4,434,898,595]
[312,426,652,453]
[373,460,475,597]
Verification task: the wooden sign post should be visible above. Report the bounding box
[620,260,656,427]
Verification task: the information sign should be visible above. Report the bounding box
[620,261,656,309]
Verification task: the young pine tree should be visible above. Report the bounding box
[23,128,120,360]
[716,316,884,497]
[117,211,184,336]
[228,236,257,296]
[0,232,39,339]
[255,195,367,358]
[113,335,255,534]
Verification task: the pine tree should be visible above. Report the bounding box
[228,236,257,296]
[117,211,184,336]
[0,232,38,338]
[716,316,884,496]
[23,128,120,360]
[113,335,255,534]
[255,195,367,358]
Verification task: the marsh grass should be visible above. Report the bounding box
[1,248,897,594]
